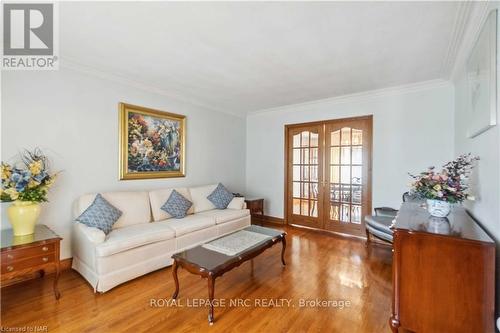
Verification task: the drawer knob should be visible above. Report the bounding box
[7,254,13,260]
[42,246,49,252]
[6,266,13,272]
[42,257,49,262]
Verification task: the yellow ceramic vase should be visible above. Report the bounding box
[7,201,41,236]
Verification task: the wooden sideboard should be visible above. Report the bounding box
[390,203,495,333]
[1,225,62,299]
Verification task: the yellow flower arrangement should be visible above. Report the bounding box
[4,188,19,201]
[1,149,59,203]
[28,179,40,188]
[1,163,11,180]
[29,160,43,175]
[44,172,58,188]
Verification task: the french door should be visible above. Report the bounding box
[285,116,372,237]
[286,124,324,229]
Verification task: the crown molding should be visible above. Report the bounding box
[59,57,245,119]
[247,79,452,116]
[449,1,492,82]
[441,1,473,79]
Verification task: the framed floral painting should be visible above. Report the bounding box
[119,103,185,180]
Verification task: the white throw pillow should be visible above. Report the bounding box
[189,184,218,213]
[227,197,245,210]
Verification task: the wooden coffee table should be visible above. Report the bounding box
[171,225,286,325]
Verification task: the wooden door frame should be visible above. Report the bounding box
[284,115,373,236]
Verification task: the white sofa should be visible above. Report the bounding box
[71,184,250,292]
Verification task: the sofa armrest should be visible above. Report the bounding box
[77,223,106,244]
[228,197,246,210]
[72,222,105,271]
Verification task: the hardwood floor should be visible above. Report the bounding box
[1,225,393,333]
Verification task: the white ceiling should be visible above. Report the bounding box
[60,2,465,116]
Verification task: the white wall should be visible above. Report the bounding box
[245,83,455,219]
[451,3,500,326]
[454,69,499,241]
[1,67,246,259]
[452,2,500,243]
[454,61,500,329]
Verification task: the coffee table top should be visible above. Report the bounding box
[172,225,285,272]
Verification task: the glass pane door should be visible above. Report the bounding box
[287,125,323,228]
[286,116,371,237]
[324,119,371,235]
[328,127,361,223]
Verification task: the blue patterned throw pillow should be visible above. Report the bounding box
[76,194,122,235]
[207,183,234,209]
[161,190,193,219]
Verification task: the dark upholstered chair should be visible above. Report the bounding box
[365,209,396,243]
[365,193,411,244]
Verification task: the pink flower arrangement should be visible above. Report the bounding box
[409,154,479,203]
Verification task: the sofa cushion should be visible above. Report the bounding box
[207,183,234,209]
[156,214,215,237]
[76,194,122,234]
[161,190,193,219]
[189,184,217,213]
[96,222,175,257]
[198,209,250,225]
[149,188,194,221]
[75,191,151,230]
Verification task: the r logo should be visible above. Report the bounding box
[3,3,53,55]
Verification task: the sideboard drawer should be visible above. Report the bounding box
[1,253,55,274]
[1,243,55,263]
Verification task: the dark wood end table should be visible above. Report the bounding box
[1,225,62,299]
[171,225,286,325]
[244,198,264,225]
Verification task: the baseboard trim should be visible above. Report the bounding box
[252,215,285,225]
[1,258,73,288]
[254,215,389,242]
[61,257,73,270]
[288,223,363,240]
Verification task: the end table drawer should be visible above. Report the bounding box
[1,243,55,263]
[1,253,55,273]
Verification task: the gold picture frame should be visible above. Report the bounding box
[119,103,186,180]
